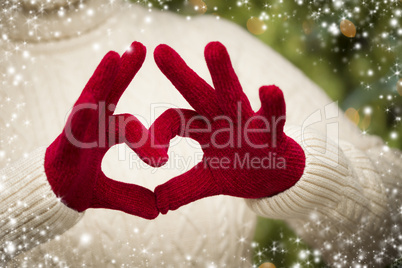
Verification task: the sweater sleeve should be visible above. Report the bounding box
[0,147,83,264]
[245,125,402,267]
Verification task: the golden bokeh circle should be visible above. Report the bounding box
[340,19,356,38]
[247,17,267,35]
[258,262,276,268]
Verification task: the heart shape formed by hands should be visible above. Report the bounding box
[44,41,305,219]
[151,42,306,214]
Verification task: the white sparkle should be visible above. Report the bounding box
[58,10,65,17]
[6,242,15,254]
[93,43,100,51]
[355,43,361,50]
[80,233,92,245]
[363,106,372,115]
[145,16,152,23]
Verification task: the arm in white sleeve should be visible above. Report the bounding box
[0,147,83,264]
[0,86,83,264]
[246,125,402,267]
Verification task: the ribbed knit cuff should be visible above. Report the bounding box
[0,147,83,264]
[245,125,392,266]
[245,126,367,221]
[247,124,386,221]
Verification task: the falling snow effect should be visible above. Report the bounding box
[0,0,401,267]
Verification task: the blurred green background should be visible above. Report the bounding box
[136,0,402,266]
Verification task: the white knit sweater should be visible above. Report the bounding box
[1,1,401,267]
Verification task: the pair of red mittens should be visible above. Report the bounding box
[45,41,305,219]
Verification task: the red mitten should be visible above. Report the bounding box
[152,42,306,214]
[45,42,167,219]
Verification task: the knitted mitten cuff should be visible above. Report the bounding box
[245,125,392,266]
[245,125,374,222]
[0,147,83,263]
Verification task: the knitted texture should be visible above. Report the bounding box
[153,42,306,214]
[44,42,167,219]
[245,126,400,267]
[0,147,82,263]
[2,3,402,266]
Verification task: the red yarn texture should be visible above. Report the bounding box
[152,42,306,214]
[44,41,305,219]
[44,42,167,219]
